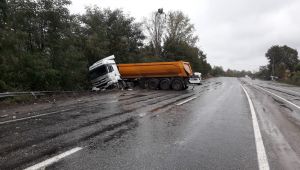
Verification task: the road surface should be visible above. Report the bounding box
[0,77,300,170]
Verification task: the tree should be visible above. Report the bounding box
[0,0,88,91]
[198,51,212,76]
[81,7,110,65]
[144,9,166,57]
[255,66,270,80]
[211,66,225,77]
[266,45,299,78]
[281,45,299,72]
[0,0,8,28]
[295,63,300,72]
[165,11,198,46]
[81,8,145,65]
[224,69,252,77]
[103,9,145,63]
[161,10,209,75]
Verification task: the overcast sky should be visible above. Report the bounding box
[69,0,300,71]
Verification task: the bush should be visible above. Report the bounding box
[290,72,300,85]
[0,80,9,92]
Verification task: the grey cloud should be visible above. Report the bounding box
[196,0,300,70]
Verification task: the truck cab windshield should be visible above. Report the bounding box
[89,65,108,80]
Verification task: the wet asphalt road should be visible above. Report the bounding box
[0,77,300,170]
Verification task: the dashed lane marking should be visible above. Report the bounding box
[175,96,197,106]
[0,109,70,126]
[24,147,83,170]
[241,85,270,170]
[255,85,300,110]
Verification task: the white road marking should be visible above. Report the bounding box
[0,109,70,125]
[176,96,197,106]
[241,85,270,170]
[255,85,300,110]
[24,147,83,170]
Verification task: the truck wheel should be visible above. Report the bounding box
[147,78,159,90]
[183,85,188,90]
[159,78,171,90]
[138,79,146,89]
[183,80,188,90]
[171,79,183,90]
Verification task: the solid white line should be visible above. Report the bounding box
[176,96,197,106]
[241,85,270,170]
[0,109,70,125]
[24,147,83,170]
[255,85,300,110]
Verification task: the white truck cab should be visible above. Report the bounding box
[89,55,121,91]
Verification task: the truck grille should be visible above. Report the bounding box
[91,76,110,88]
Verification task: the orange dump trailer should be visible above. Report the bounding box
[117,61,197,90]
[117,61,193,78]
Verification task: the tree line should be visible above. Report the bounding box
[255,45,300,85]
[209,66,252,78]
[0,0,213,92]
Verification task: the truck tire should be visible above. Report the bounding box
[171,79,183,90]
[183,79,188,89]
[147,78,159,90]
[183,85,188,90]
[159,78,171,90]
[138,79,146,89]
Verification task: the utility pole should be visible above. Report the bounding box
[272,55,275,80]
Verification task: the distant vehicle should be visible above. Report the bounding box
[89,55,201,91]
[270,76,279,81]
[245,75,255,80]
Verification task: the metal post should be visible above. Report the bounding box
[272,55,275,80]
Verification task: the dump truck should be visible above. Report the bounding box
[89,55,201,91]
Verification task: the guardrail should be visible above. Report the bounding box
[0,91,77,99]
